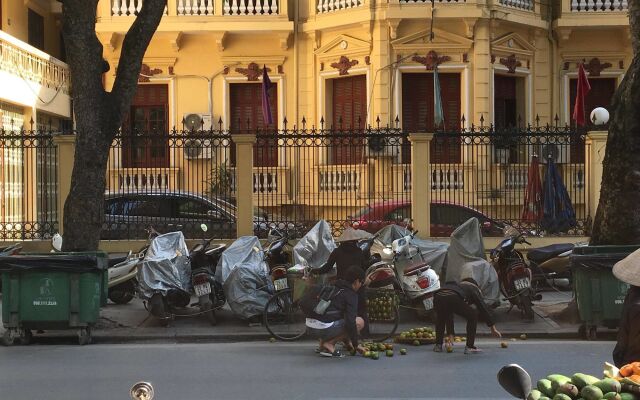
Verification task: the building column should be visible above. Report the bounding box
[232,134,257,237]
[587,131,607,221]
[53,134,76,235]
[371,19,391,124]
[410,133,433,237]
[473,19,492,200]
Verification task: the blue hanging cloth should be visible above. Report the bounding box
[540,156,576,233]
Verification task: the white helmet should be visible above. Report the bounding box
[418,268,440,294]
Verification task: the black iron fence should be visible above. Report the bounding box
[104,129,235,240]
[254,120,410,237]
[0,129,58,240]
[428,121,590,236]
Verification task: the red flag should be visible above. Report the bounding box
[521,155,543,222]
[572,63,591,126]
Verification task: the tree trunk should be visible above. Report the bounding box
[589,0,640,245]
[60,0,166,251]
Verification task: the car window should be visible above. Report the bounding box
[175,198,210,219]
[125,197,171,218]
[105,198,124,215]
[385,206,411,222]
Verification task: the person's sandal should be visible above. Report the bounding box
[433,344,443,353]
[319,348,344,358]
[464,346,483,354]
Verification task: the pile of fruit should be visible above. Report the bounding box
[359,341,407,359]
[394,327,464,345]
[529,371,639,400]
[366,290,399,321]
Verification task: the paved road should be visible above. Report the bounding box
[0,340,614,400]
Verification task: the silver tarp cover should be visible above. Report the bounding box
[215,236,267,284]
[292,220,337,270]
[223,265,274,319]
[215,236,273,319]
[371,224,449,275]
[137,231,191,299]
[445,218,500,305]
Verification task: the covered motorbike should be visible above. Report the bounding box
[292,219,337,273]
[215,236,274,320]
[137,231,192,325]
[445,217,501,308]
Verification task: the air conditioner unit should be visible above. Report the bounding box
[183,113,212,131]
[183,113,214,160]
[539,143,571,164]
[365,135,399,158]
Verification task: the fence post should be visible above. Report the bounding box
[53,134,76,235]
[409,133,433,237]
[232,134,257,237]
[586,130,608,223]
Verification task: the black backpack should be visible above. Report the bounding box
[299,284,343,318]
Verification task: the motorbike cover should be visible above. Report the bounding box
[215,236,267,284]
[223,265,274,319]
[292,220,337,271]
[137,231,192,299]
[445,217,500,306]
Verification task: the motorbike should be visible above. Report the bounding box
[51,233,144,304]
[527,242,579,290]
[264,229,294,292]
[490,227,537,320]
[366,228,441,316]
[189,225,227,325]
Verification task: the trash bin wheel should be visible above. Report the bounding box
[2,328,18,346]
[579,324,597,340]
[78,327,92,345]
[20,329,33,345]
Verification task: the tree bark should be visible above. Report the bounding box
[60,0,166,251]
[589,0,640,245]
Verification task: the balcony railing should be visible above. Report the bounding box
[223,0,279,15]
[316,0,363,14]
[178,0,215,15]
[111,0,169,15]
[228,167,290,197]
[570,0,627,11]
[499,0,534,10]
[107,168,180,191]
[0,31,70,95]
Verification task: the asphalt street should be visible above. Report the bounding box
[0,340,615,400]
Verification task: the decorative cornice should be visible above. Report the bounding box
[330,56,358,76]
[499,54,522,73]
[139,64,163,83]
[584,57,613,77]
[235,62,271,81]
[412,51,451,71]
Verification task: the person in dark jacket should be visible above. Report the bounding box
[432,278,501,354]
[313,228,372,335]
[305,265,366,358]
[612,249,640,367]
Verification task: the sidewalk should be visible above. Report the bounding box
[2,290,615,344]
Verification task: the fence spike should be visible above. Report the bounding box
[535,114,540,127]
[376,116,380,129]
[479,114,484,128]
[554,114,560,127]
[301,116,306,128]
[320,117,325,130]
[218,117,223,131]
[357,115,362,130]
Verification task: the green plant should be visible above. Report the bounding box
[205,161,235,199]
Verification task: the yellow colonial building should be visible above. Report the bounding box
[0,0,632,243]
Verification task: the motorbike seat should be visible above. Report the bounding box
[108,255,129,268]
[403,262,431,276]
[527,243,574,264]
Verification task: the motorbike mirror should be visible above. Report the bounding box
[130,382,154,400]
[200,224,208,233]
[52,233,63,252]
[497,364,532,399]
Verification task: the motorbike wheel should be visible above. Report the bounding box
[150,293,169,327]
[108,281,136,305]
[519,292,535,321]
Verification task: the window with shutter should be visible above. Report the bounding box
[122,84,169,168]
[27,8,44,51]
[229,83,278,167]
[569,77,616,163]
[331,75,367,165]
[494,75,518,128]
[401,73,461,164]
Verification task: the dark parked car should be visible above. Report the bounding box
[348,200,505,237]
[103,192,303,240]
[103,191,237,240]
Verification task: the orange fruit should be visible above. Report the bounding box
[620,364,634,377]
[633,362,640,375]
[629,374,640,384]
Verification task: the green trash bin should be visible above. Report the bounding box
[0,252,108,345]
[571,245,640,340]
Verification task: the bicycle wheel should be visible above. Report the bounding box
[263,288,307,341]
[366,306,399,342]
